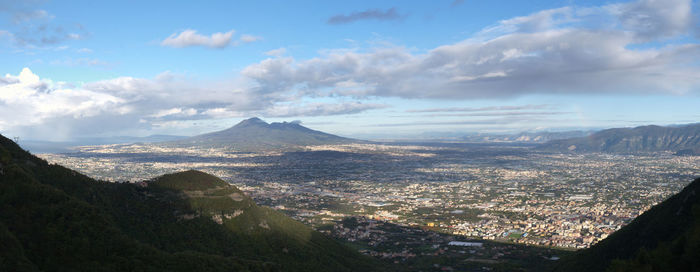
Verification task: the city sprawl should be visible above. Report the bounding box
[40,142,699,250]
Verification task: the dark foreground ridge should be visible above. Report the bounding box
[0,134,379,271]
[168,117,361,151]
[554,176,700,271]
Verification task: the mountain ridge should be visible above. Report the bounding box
[0,133,380,271]
[168,117,362,151]
[538,123,700,154]
[460,130,593,143]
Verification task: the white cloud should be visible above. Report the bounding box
[161,29,235,49]
[76,48,93,53]
[67,33,82,40]
[0,68,260,139]
[11,9,53,23]
[327,8,403,25]
[82,71,261,110]
[408,105,551,113]
[242,0,699,99]
[0,68,126,135]
[610,0,692,40]
[150,107,198,118]
[0,4,89,48]
[50,57,108,67]
[239,34,262,43]
[201,108,246,119]
[263,102,387,117]
[264,47,287,57]
[2,0,698,139]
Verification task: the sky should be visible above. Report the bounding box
[0,0,699,141]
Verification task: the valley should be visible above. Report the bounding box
[3,0,700,270]
[7,118,700,271]
[39,141,699,252]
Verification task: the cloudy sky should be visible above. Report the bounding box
[1,0,699,140]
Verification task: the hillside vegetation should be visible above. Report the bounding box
[0,134,379,272]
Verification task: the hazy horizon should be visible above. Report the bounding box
[13,116,700,143]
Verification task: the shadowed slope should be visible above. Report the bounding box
[0,134,379,272]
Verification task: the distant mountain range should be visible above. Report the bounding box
[168,117,361,151]
[20,134,187,153]
[555,176,700,271]
[538,123,700,154]
[0,134,379,271]
[461,130,593,143]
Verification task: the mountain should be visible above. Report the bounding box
[554,177,700,271]
[168,117,360,151]
[20,134,187,153]
[538,123,700,154]
[0,134,379,271]
[461,130,593,143]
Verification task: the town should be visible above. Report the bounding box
[40,142,699,251]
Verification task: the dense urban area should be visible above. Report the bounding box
[40,142,699,254]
